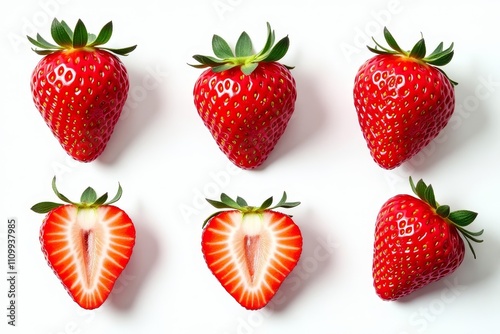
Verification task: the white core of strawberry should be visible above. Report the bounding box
[237,213,274,287]
[75,209,101,288]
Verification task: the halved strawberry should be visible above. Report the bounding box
[201,192,302,310]
[31,177,136,309]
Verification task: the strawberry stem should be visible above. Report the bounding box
[31,176,123,214]
[189,22,293,75]
[368,27,457,86]
[28,18,136,56]
[203,192,300,228]
[409,176,483,258]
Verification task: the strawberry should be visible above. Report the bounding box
[31,177,136,309]
[372,177,483,301]
[28,19,136,162]
[190,23,297,169]
[201,192,302,310]
[353,27,456,169]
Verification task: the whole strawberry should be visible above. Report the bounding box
[31,177,136,309]
[353,27,456,169]
[373,177,483,301]
[202,192,302,310]
[190,23,297,169]
[28,19,136,162]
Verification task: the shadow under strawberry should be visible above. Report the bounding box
[260,69,330,169]
[267,212,335,312]
[108,212,160,311]
[395,227,498,304]
[403,75,489,173]
[97,65,164,165]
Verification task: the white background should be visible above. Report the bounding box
[1,0,499,333]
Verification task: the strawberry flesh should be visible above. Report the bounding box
[202,210,302,310]
[40,205,135,309]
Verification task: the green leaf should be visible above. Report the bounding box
[409,38,426,59]
[87,33,97,44]
[72,19,88,48]
[27,33,59,50]
[414,179,427,201]
[94,192,109,206]
[274,191,288,207]
[80,186,97,203]
[271,192,301,209]
[191,55,225,67]
[31,202,63,214]
[27,35,55,50]
[235,31,253,57]
[383,27,404,54]
[257,22,275,56]
[90,21,113,46]
[51,18,73,47]
[367,45,397,55]
[260,196,273,210]
[280,201,301,208]
[458,227,484,243]
[101,45,137,56]
[424,184,437,208]
[212,63,237,73]
[426,50,454,66]
[427,42,444,58]
[36,33,59,48]
[106,183,123,205]
[264,36,290,62]
[220,193,240,208]
[206,198,229,209]
[51,176,73,204]
[449,210,478,227]
[463,237,477,259]
[436,205,450,217]
[236,196,248,207]
[240,62,258,75]
[212,34,234,59]
[32,49,57,56]
[60,20,74,39]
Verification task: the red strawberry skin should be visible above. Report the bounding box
[372,194,464,300]
[353,54,455,169]
[194,62,297,169]
[31,49,129,162]
[202,210,302,310]
[40,204,136,309]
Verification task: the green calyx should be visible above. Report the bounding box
[368,27,457,86]
[409,177,483,259]
[189,22,293,75]
[27,18,136,56]
[203,192,300,227]
[31,176,123,214]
